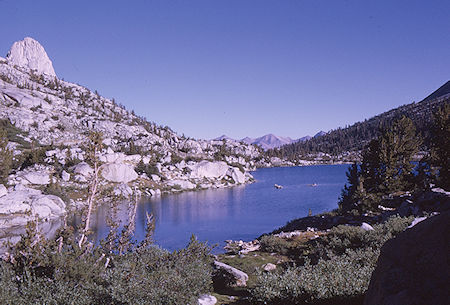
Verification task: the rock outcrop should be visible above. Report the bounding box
[0,37,262,249]
[100,163,138,183]
[190,161,230,179]
[364,212,449,305]
[0,186,65,229]
[6,37,56,76]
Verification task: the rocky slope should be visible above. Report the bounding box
[0,37,266,247]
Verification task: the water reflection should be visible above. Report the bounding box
[89,165,350,252]
[149,186,245,226]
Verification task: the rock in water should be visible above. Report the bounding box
[364,212,449,305]
[6,37,56,76]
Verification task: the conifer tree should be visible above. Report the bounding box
[430,103,450,190]
[376,116,421,194]
[340,116,421,212]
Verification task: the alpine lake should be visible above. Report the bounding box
[89,164,351,252]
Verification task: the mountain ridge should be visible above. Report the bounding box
[268,81,450,160]
[214,132,324,150]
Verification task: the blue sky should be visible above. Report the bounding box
[0,0,449,140]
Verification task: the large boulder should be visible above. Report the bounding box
[100,163,138,183]
[190,161,229,179]
[364,212,449,305]
[0,187,65,229]
[73,162,94,177]
[227,167,246,184]
[213,261,249,287]
[22,171,50,185]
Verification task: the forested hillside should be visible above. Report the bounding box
[268,81,450,159]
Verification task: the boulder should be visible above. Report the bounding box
[168,179,196,190]
[364,212,449,305]
[190,161,229,179]
[228,167,246,184]
[113,183,133,198]
[213,261,248,287]
[151,174,161,182]
[262,263,277,272]
[360,222,374,231]
[0,187,65,229]
[73,162,93,177]
[22,171,50,185]
[198,294,217,305]
[0,184,7,198]
[100,163,138,183]
[61,170,70,182]
[408,216,427,228]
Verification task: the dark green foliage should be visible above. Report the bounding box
[108,236,213,305]
[430,103,450,190]
[135,159,159,176]
[251,216,413,304]
[339,117,420,212]
[310,216,413,259]
[170,154,183,165]
[0,118,29,147]
[214,141,233,161]
[259,235,292,255]
[0,128,13,184]
[0,224,212,304]
[252,249,376,305]
[338,163,363,212]
[15,140,50,170]
[267,93,448,160]
[375,116,421,193]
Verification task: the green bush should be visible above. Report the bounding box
[251,216,414,304]
[0,225,212,304]
[108,237,213,304]
[251,248,377,304]
[259,235,293,255]
[135,159,159,177]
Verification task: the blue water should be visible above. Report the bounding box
[92,165,350,252]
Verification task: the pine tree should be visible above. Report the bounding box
[342,116,421,212]
[376,116,421,194]
[339,163,363,212]
[430,103,450,190]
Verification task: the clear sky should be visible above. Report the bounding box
[0,0,449,140]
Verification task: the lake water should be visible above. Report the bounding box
[91,165,350,252]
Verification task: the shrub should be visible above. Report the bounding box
[135,160,159,177]
[108,237,213,304]
[0,128,13,184]
[259,235,292,255]
[251,248,378,304]
[251,216,414,304]
[0,226,212,305]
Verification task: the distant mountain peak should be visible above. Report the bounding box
[213,135,234,141]
[314,131,326,138]
[6,37,56,77]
